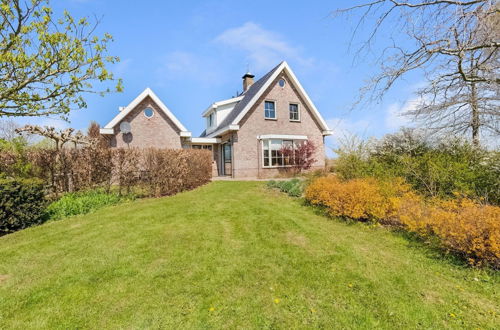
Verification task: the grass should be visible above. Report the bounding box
[0,181,498,329]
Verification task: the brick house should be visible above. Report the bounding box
[100,61,332,178]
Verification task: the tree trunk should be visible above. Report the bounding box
[470,81,480,146]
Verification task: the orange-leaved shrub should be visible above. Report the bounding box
[396,196,500,267]
[305,175,500,268]
[304,175,410,222]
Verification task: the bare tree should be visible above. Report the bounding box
[15,125,91,150]
[0,119,19,141]
[334,0,499,144]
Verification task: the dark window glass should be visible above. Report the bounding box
[265,101,276,119]
[289,104,299,121]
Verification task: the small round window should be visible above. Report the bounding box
[278,79,286,88]
[144,107,154,118]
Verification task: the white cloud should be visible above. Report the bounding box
[385,97,422,130]
[214,22,313,70]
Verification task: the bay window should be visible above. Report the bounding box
[262,139,296,167]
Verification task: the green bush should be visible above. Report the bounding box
[333,130,500,204]
[0,178,46,235]
[46,190,134,220]
[267,178,304,197]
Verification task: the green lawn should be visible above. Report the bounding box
[0,182,498,329]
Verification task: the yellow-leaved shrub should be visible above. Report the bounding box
[304,175,409,222]
[305,175,500,267]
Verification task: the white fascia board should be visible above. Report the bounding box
[215,96,243,107]
[191,137,221,144]
[180,131,192,137]
[201,96,243,117]
[322,130,333,136]
[103,88,188,133]
[202,105,215,117]
[257,134,308,140]
[230,61,331,132]
[283,63,330,131]
[205,125,240,138]
[99,128,114,135]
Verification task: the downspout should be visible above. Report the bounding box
[231,133,235,178]
[257,138,260,179]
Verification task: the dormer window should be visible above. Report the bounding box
[208,112,216,127]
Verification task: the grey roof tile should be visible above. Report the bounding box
[209,62,283,135]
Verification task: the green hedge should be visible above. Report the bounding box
[0,178,46,235]
[267,179,304,197]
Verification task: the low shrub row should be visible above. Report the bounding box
[0,178,46,235]
[46,190,135,220]
[267,179,303,197]
[305,175,500,268]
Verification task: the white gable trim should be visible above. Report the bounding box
[102,88,189,133]
[231,61,330,132]
[257,134,308,140]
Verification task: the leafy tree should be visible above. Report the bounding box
[280,140,317,173]
[0,0,122,119]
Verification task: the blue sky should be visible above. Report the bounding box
[13,0,422,152]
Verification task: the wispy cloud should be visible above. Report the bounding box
[385,97,422,131]
[324,116,375,155]
[214,22,313,70]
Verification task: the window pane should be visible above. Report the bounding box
[270,140,282,150]
[265,101,276,118]
[289,104,299,120]
[224,144,231,161]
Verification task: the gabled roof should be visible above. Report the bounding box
[205,61,331,138]
[100,88,190,135]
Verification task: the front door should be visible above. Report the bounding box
[222,143,232,176]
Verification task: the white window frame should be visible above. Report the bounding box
[207,112,216,128]
[264,100,277,120]
[144,107,155,118]
[289,103,300,122]
[262,139,297,168]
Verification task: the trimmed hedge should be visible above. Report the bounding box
[0,178,46,235]
[1,147,213,197]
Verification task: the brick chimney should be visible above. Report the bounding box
[242,72,255,92]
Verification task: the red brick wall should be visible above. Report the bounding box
[232,70,326,178]
[108,96,184,149]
